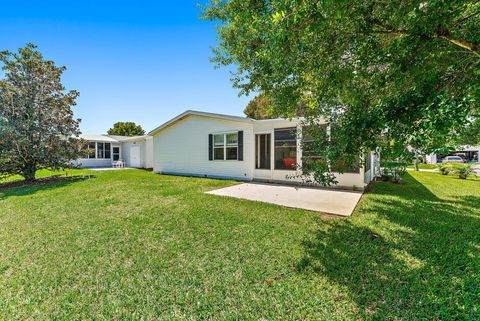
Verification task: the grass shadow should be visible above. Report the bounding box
[298,172,480,319]
[0,175,95,200]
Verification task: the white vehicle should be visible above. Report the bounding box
[442,156,464,163]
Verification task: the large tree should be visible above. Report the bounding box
[244,92,276,119]
[203,0,479,185]
[107,122,145,136]
[0,44,82,181]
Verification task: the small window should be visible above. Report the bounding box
[274,127,297,170]
[113,147,120,161]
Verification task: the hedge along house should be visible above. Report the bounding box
[74,134,154,169]
[149,110,378,190]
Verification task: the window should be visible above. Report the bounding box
[226,133,238,160]
[213,134,225,160]
[274,127,297,170]
[302,125,328,170]
[87,142,96,159]
[213,132,238,160]
[95,142,111,159]
[104,143,111,159]
[332,159,360,173]
[113,147,120,161]
[97,142,104,158]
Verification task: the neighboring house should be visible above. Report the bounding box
[74,134,153,169]
[425,145,480,164]
[148,110,378,190]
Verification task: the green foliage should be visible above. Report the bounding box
[380,161,407,183]
[438,163,453,175]
[107,121,145,136]
[0,44,82,181]
[457,116,480,145]
[244,92,307,119]
[203,0,480,185]
[451,163,475,179]
[243,92,276,119]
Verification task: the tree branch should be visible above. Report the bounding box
[367,22,480,58]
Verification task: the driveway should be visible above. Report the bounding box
[206,183,363,216]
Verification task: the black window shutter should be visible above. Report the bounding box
[208,134,213,160]
[237,131,243,161]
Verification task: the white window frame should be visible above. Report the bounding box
[87,142,112,159]
[212,132,239,161]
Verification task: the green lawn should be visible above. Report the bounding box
[0,168,92,184]
[0,170,479,320]
[407,163,439,169]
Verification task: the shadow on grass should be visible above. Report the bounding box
[298,173,480,319]
[0,175,95,200]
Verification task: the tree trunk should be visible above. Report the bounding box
[21,163,37,181]
[414,150,420,171]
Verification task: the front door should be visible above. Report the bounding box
[256,133,271,169]
[130,145,141,168]
[112,147,120,161]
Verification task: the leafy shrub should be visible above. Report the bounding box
[380,160,407,183]
[438,164,452,175]
[452,164,474,179]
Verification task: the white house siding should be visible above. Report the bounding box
[74,158,112,168]
[153,115,254,180]
[151,112,374,190]
[122,141,147,168]
[145,137,154,169]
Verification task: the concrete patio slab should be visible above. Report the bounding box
[206,183,363,216]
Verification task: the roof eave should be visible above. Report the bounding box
[148,110,253,136]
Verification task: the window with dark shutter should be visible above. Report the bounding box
[209,132,241,161]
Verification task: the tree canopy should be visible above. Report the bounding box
[0,44,82,181]
[203,0,480,185]
[107,122,145,136]
[244,92,276,119]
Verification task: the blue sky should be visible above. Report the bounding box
[0,1,251,133]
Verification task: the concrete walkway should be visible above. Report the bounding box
[88,167,135,171]
[406,168,438,172]
[206,183,363,216]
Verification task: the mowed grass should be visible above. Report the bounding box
[0,169,479,320]
[0,168,92,184]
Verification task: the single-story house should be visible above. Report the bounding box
[425,145,480,164]
[74,134,153,169]
[148,110,378,190]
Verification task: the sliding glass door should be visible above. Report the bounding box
[255,134,271,169]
